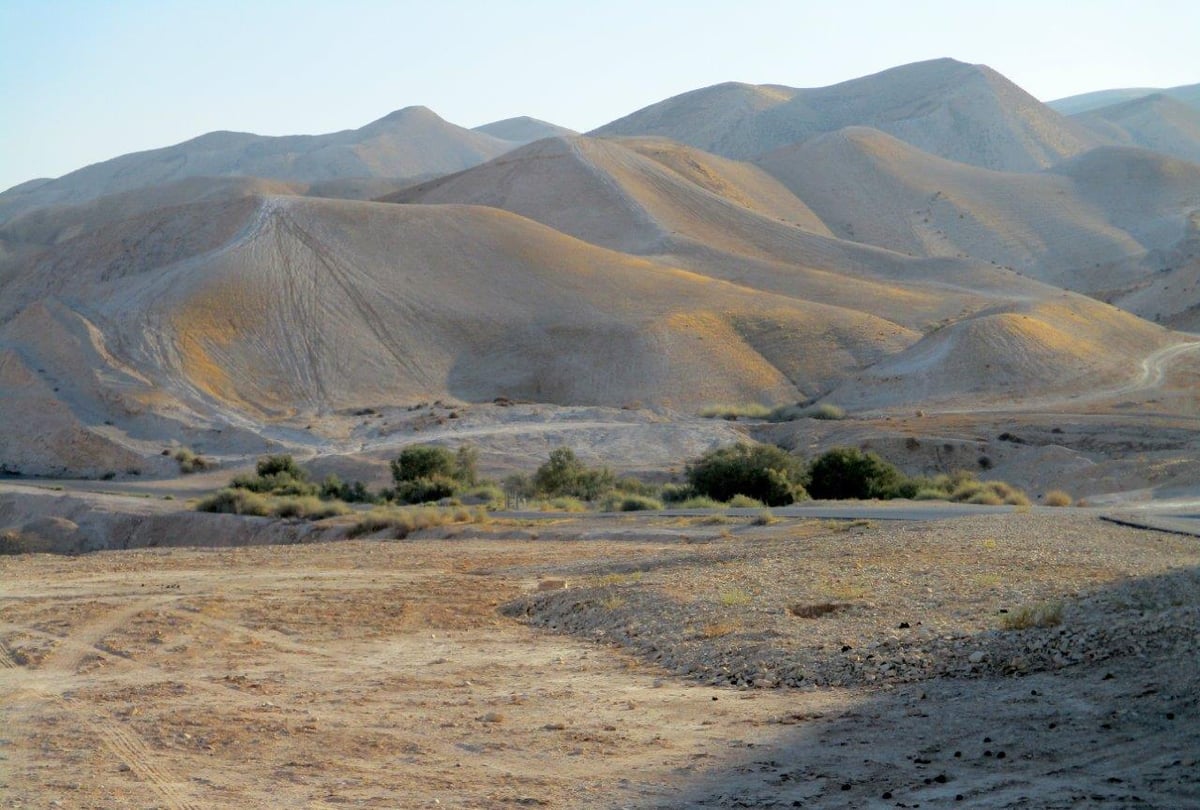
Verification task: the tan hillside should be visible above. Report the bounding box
[755,127,1200,291]
[1049,82,1200,115]
[824,299,1174,412]
[1073,95,1200,164]
[386,133,1050,332]
[0,107,516,225]
[594,58,1100,171]
[0,194,925,453]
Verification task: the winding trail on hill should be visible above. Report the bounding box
[926,339,1200,417]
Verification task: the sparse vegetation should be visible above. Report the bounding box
[1043,490,1073,507]
[698,403,772,420]
[347,505,488,539]
[173,447,213,474]
[1000,600,1064,630]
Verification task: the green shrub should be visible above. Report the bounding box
[686,442,807,506]
[660,483,695,503]
[391,445,457,483]
[256,455,307,480]
[807,447,905,500]
[543,496,589,512]
[533,447,615,500]
[320,475,376,504]
[599,493,664,512]
[196,488,271,516]
[394,474,458,505]
[727,494,765,508]
[614,476,656,496]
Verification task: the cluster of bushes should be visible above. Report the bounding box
[195,440,1033,522]
[699,402,846,422]
[676,443,1029,506]
[170,447,213,474]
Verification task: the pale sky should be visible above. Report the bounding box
[2,0,1197,193]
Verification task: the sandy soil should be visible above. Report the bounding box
[2,512,1197,808]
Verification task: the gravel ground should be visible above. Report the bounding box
[502,514,1200,689]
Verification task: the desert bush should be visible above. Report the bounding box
[673,495,726,509]
[196,488,272,516]
[542,496,589,512]
[271,496,352,520]
[0,530,50,555]
[462,483,504,506]
[686,442,807,506]
[393,474,458,505]
[767,402,846,422]
[599,493,664,512]
[320,475,376,504]
[347,505,487,539]
[1000,600,1063,630]
[699,403,772,420]
[752,510,778,526]
[533,447,614,500]
[1043,490,1072,507]
[230,454,319,496]
[613,476,656,496]
[659,483,695,503]
[727,494,765,508]
[173,448,213,474]
[807,447,905,500]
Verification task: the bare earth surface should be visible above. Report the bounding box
[2,511,1197,808]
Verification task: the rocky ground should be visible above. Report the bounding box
[1,509,1197,808]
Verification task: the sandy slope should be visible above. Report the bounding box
[473,115,578,143]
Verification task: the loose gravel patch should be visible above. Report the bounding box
[503,514,1200,688]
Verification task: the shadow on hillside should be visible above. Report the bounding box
[625,565,1200,808]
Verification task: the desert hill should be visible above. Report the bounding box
[1049,82,1200,115]
[824,299,1172,412]
[385,133,1059,331]
[755,127,1200,292]
[593,58,1100,171]
[1071,94,1200,164]
[473,116,577,143]
[0,192,945,472]
[0,106,516,226]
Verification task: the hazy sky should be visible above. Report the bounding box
[2,0,1197,192]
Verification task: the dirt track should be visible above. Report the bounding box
[2,512,1198,808]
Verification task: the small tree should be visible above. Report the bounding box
[686,442,807,506]
[807,447,905,500]
[533,447,615,500]
[391,446,457,484]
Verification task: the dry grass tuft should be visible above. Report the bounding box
[1043,490,1073,507]
[1000,600,1064,630]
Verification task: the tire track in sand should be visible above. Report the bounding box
[6,598,203,810]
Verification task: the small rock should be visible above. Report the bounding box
[968,651,986,664]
